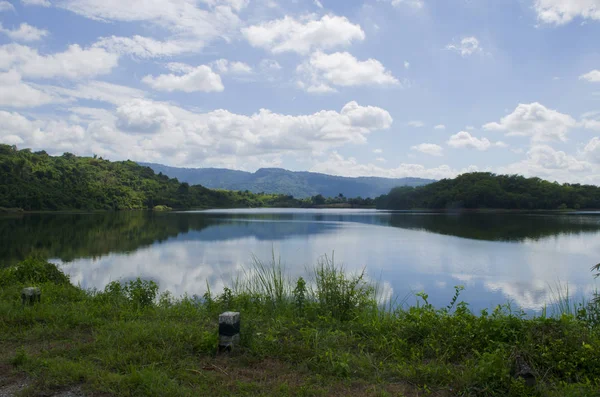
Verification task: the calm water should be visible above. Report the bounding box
[2,209,599,312]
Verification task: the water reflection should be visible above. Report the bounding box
[1,209,599,312]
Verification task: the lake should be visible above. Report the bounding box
[2,209,599,312]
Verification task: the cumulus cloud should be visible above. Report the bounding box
[0,70,60,107]
[580,70,600,82]
[446,37,482,57]
[407,120,424,127]
[0,23,49,41]
[259,59,282,71]
[2,100,392,167]
[0,1,15,11]
[533,0,600,25]
[373,148,383,154]
[310,151,478,179]
[411,143,443,156]
[0,43,118,80]
[499,145,594,183]
[211,59,252,75]
[447,131,505,151]
[242,14,365,55]
[296,51,398,93]
[483,102,577,142]
[115,99,175,133]
[142,65,224,93]
[0,110,86,151]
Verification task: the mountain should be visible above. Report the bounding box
[376,172,600,210]
[0,145,298,211]
[140,163,434,198]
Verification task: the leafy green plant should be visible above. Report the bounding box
[293,277,307,313]
[122,278,159,308]
[0,256,70,286]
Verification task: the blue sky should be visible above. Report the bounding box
[1,0,600,182]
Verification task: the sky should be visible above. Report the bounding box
[1,0,600,183]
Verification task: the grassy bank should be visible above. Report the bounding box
[1,258,600,396]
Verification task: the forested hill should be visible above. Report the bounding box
[140,163,434,198]
[0,145,298,211]
[376,172,600,210]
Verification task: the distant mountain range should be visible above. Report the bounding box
[140,163,435,198]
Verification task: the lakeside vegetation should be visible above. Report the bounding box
[376,173,600,211]
[0,144,378,211]
[0,144,300,211]
[1,257,600,396]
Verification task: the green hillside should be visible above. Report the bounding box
[141,163,434,198]
[0,145,298,211]
[376,172,600,210]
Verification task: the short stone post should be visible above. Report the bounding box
[218,311,240,352]
[21,287,41,306]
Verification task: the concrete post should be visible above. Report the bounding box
[218,311,240,352]
[21,287,41,306]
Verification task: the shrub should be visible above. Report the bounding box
[0,256,70,286]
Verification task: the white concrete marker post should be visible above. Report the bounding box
[218,311,240,352]
[21,287,41,306]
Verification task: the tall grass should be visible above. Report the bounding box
[3,257,600,396]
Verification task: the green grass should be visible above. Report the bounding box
[1,258,600,396]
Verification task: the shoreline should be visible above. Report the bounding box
[1,258,599,396]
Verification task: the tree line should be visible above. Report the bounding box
[0,145,300,211]
[376,172,600,210]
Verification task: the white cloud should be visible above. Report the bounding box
[0,23,49,42]
[314,0,323,8]
[0,43,118,79]
[376,157,386,162]
[0,70,59,107]
[40,80,146,105]
[58,0,244,58]
[21,0,51,5]
[447,131,505,151]
[259,59,282,71]
[466,125,475,130]
[446,36,482,57]
[2,100,393,167]
[310,151,477,179]
[580,70,600,82]
[0,110,86,151]
[115,99,175,133]
[526,145,592,171]
[373,148,383,154]
[93,35,202,58]
[411,143,443,156]
[390,0,424,8]
[499,145,593,183]
[533,0,600,25]
[242,14,365,55]
[404,61,410,69]
[211,59,252,74]
[142,65,224,93]
[483,102,577,142]
[0,1,15,11]
[296,51,399,92]
[434,124,446,130]
[584,137,600,163]
[407,120,424,127]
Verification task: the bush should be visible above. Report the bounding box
[0,257,70,286]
